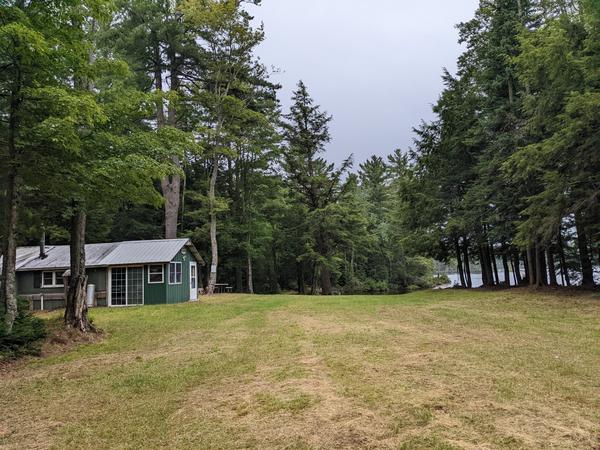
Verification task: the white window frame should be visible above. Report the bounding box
[169,262,182,285]
[42,271,64,288]
[108,266,145,307]
[147,264,164,284]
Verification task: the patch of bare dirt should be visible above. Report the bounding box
[0,319,104,376]
[41,323,104,359]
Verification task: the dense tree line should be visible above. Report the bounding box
[1,0,598,336]
[402,0,599,289]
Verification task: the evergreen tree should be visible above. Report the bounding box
[282,81,353,295]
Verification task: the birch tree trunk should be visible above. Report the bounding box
[247,253,254,294]
[206,154,219,295]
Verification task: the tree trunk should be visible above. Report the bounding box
[297,261,305,294]
[1,73,22,334]
[510,256,517,285]
[502,250,511,286]
[480,246,489,287]
[153,39,180,239]
[161,47,182,239]
[455,238,466,288]
[462,238,472,288]
[527,245,536,286]
[540,245,548,286]
[557,231,571,287]
[350,247,356,285]
[161,168,181,239]
[1,170,20,334]
[269,242,279,294]
[310,262,317,295]
[575,213,594,287]
[153,39,165,127]
[64,206,94,332]
[534,242,548,288]
[546,247,558,287]
[320,266,332,295]
[247,253,254,294]
[481,244,495,287]
[513,251,523,285]
[490,244,500,286]
[63,21,95,333]
[206,155,219,295]
[316,228,332,295]
[235,264,243,293]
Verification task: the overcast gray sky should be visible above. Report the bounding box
[248,0,479,165]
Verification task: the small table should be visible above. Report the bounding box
[214,283,230,294]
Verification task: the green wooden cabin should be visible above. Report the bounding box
[2,239,204,311]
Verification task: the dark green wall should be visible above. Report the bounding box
[165,249,191,304]
[88,268,107,291]
[144,264,167,305]
[142,247,201,305]
[17,272,63,296]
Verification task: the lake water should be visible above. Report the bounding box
[444,269,599,288]
[444,272,525,288]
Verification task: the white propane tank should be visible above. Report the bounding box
[86,284,96,308]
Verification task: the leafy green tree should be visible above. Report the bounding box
[107,0,199,239]
[0,1,104,332]
[181,0,265,295]
[1,1,185,332]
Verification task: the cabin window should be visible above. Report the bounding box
[169,262,182,284]
[42,271,64,288]
[148,265,164,284]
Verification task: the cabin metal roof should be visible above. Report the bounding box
[1,239,204,272]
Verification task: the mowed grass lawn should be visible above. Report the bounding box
[1,290,600,449]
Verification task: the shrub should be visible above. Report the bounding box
[406,256,436,288]
[433,274,451,286]
[0,298,47,360]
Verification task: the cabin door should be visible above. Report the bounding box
[190,262,198,301]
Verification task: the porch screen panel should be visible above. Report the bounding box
[111,268,127,306]
[127,267,143,305]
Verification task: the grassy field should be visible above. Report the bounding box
[1,289,599,449]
